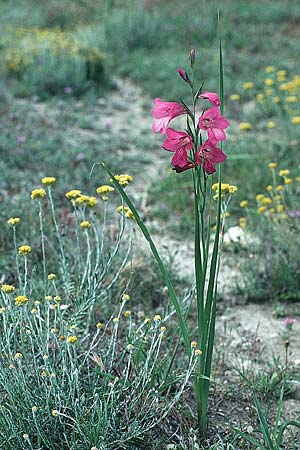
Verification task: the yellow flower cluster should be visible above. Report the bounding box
[31,188,47,200]
[239,122,252,131]
[42,177,56,185]
[212,183,238,198]
[67,335,78,344]
[80,221,91,229]
[243,82,254,89]
[7,217,21,226]
[96,185,114,194]
[111,174,133,186]
[15,295,29,306]
[2,27,104,75]
[1,284,15,293]
[65,190,82,199]
[18,245,31,256]
[65,190,97,207]
[116,206,135,220]
[76,195,97,207]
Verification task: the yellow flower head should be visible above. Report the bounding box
[240,200,248,208]
[15,295,28,307]
[230,94,240,101]
[153,314,161,322]
[256,93,265,103]
[261,197,272,205]
[228,185,238,194]
[111,174,133,186]
[96,185,115,194]
[291,116,300,125]
[265,66,276,73]
[276,185,284,192]
[266,185,273,192]
[66,189,82,199]
[96,322,104,329]
[277,70,286,77]
[264,78,274,86]
[122,293,131,301]
[239,122,252,131]
[31,188,47,200]
[7,217,21,227]
[14,352,23,360]
[243,82,254,90]
[265,88,273,96]
[195,349,202,356]
[273,96,281,103]
[87,196,97,207]
[124,310,131,318]
[239,217,247,228]
[258,206,267,213]
[284,177,293,185]
[268,162,277,169]
[18,245,31,256]
[211,183,230,192]
[48,273,56,280]
[279,169,290,177]
[67,335,78,344]
[191,341,198,348]
[42,177,56,185]
[80,221,91,229]
[116,206,135,220]
[277,205,284,213]
[286,96,297,103]
[256,194,264,202]
[267,121,276,129]
[125,209,134,219]
[1,284,15,293]
[281,213,288,220]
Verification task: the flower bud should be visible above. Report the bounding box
[177,67,190,83]
[189,48,196,66]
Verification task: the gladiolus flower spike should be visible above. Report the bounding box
[152,63,229,173]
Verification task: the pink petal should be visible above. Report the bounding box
[152,117,170,135]
[199,91,221,106]
[208,128,227,142]
[171,148,188,168]
[209,147,227,163]
[203,160,216,174]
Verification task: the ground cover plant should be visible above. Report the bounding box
[0,0,300,448]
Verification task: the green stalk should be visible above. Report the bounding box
[198,12,225,437]
[102,162,191,357]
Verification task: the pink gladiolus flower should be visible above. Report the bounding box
[163,128,193,168]
[152,98,186,135]
[199,91,221,106]
[197,140,227,174]
[198,106,230,143]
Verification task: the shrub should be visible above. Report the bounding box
[1,26,107,95]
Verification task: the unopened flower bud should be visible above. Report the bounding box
[189,48,196,66]
[177,67,190,83]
